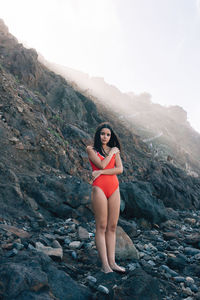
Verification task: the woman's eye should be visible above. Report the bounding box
[100,132,110,136]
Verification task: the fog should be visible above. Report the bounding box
[1,0,200,133]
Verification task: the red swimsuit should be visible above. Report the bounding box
[89,153,119,198]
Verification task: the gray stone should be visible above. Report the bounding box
[35,242,63,259]
[13,242,24,250]
[78,226,89,240]
[87,275,97,283]
[52,240,62,249]
[174,276,185,283]
[184,247,200,256]
[186,277,194,284]
[127,263,137,271]
[69,241,81,249]
[147,260,156,266]
[97,285,109,294]
[64,237,71,245]
[115,226,139,260]
[6,248,18,257]
[71,251,77,260]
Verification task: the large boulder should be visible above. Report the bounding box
[120,181,167,224]
[0,251,92,300]
[115,226,139,260]
[113,268,161,300]
[19,174,92,219]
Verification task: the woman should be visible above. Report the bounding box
[87,122,125,274]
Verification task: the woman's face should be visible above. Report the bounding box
[100,128,111,146]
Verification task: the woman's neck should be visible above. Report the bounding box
[102,145,110,155]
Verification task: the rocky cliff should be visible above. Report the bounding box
[43,60,200,178]
[0,19,200,299]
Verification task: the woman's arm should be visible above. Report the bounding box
[87,146,119,169]
[92,152,123,180]
[101,152,123,175]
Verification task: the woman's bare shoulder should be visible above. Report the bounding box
[86,145,94,153]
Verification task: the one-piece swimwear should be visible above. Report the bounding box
[89,152,119,199]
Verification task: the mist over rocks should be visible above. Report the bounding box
[43,57,200,178]
[1,19,200,299]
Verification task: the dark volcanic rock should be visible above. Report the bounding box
[19,174,91,218]
[120,181,167,224]
[0,251,92,300]
[167,253,188,272]
[113,268,162,300]
[150,162,200,210]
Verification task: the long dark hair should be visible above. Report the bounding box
[93,122,121,156]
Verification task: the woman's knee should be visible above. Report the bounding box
[96,222,107,233]
[107,223,117,233]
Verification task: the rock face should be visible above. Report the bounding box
[42,55,200,178]
[120,181,167,224]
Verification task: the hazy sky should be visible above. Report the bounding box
[1,0,200,133]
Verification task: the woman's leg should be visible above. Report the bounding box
[106,188,125,272]
[92,187,113,273]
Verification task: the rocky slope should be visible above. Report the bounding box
[42,61,200,178]
[0,19,200,299]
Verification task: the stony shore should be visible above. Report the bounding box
[1,208,200,299]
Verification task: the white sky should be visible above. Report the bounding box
[1,0,200,133]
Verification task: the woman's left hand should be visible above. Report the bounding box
[92,170,102,181]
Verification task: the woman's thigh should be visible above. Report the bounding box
[107,188,120,227]
[92,186,108,226]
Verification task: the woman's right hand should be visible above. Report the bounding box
[110,147,120,155]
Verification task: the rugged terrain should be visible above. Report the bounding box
[0,19,200,299]
[43,60,200,178]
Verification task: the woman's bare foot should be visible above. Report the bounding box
[109,263,126,273]
[101,266,113,273]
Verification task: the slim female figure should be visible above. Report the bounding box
[87,122,125,274]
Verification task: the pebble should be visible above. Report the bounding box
[65,218,72,224]
[78,226,90,240]
[13,242,24,250]
[190,284,198,293]
[97,285,109,294]
[69,241,81,249]
[52,240,62,249]
[184,218,196,225]
[144,243,157,252]
[69,224,76,232]
[28,244,35,251]
[6,248,18,257]
[87,275,97,283]
[184,247,200,256]
[35,242,63,259]
[186,277,194,284]
[84,242,93,249]
[173,276,185,283]
[127,263,137,271]
[64,238,71,245]
[147,260,156,266]
[159,265,179,277]
[71,251,77,260]
[181,283,193,296]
